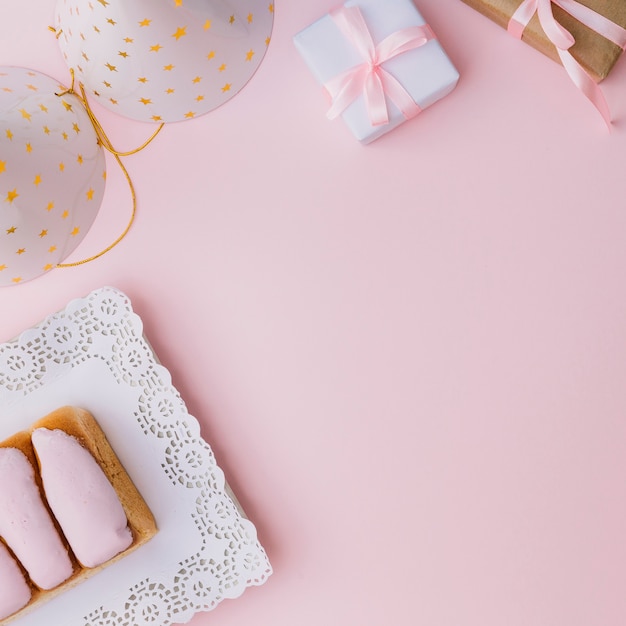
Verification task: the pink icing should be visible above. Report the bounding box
[31,428,133,568]
[0,447,73,590]
[0,541,31,620]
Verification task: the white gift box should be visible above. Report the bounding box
[293,0,460,143]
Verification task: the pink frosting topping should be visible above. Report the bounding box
[0,447,73,590]
[0,541,31,620]
[31,428,133,568]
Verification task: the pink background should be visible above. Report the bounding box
[2,1,626,625]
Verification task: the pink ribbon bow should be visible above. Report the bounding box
[507,0,626,127]
[324,6,436,126]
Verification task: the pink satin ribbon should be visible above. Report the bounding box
[324,6,436,126]
[507,0,626,127]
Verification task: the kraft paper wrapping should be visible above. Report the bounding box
[460,0,626,81]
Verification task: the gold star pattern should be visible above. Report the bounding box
[86,188,95,200]
[43,264,54,271]
[59,162,65,172]
[184,111,195,118]
[48,245,57,253]
[26,143,33,153]
[46,202,54,212]
[6,226,16,234]
[27,83,38,91]
[106,18,117,26]
[103,81,112,88]
[33,174,42,186]
[16,248,25,255]
[151,115,162,122]
[62,100,73,111]
[0,160,5,174]
[62,132,69,140]
[0,265,6,272]
[266,36,271,46]
[98,0,109,6]
[73,122,81,133]
[5,129,13,140]
[47,0,275,124]
[12,277,22,284]
[6,189,18,203]
[19,108,32,121]
[39,103,48,113]
[39,229,48,238]
[71,227,80,236]
[43,125,51,134]
[61,210,69,219]
[77,154,84,164]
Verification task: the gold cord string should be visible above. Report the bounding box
[53,68,164,268]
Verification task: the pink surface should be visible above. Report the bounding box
[1,1,626,625]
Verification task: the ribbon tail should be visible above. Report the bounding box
[324,66,367,120]
[378,68,422,120]
[536,0,575,49]
[557,48,611,128]
[364,69,390,126]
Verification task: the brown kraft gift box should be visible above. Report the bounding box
[460,0,626,81]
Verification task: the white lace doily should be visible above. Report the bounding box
[0,287,271,626]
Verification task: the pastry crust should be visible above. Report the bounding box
[0,406,157,624]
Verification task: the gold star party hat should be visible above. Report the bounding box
[0,67,106,287]
[54,0,275,123]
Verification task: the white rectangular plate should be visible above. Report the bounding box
[0,287,271,626]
